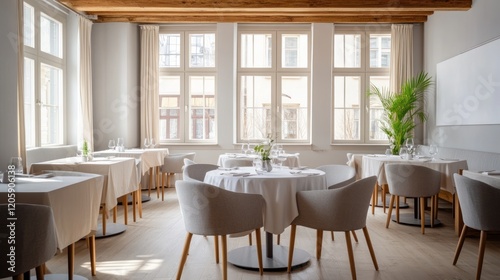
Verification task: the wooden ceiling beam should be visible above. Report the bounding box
[60,0,472,11]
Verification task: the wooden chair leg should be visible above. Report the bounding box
[101,205,107,236]
[345,231,357,280]
[362,227,379,271]
[122,195,128,225]
[420,197,426,234]
[277,234,280,245]
[88,235,97,276]
[176,233,193,280]
[221,235,228,280]
[430,196,435,228]
[316,229,323,259]
[351,230,358,243]
[386,195,395,228]
[476,230,487,280]
[287,225,297,273]
[36,265,45,279]
[382,184,388,213]
[113,206,117,223]
[214,235,219,264]
[248,233,252,245]
[254,229,263,275]
[331,231,335,241]
[68,243,75,279]
[396,195,400,223]
[453,225,468,265]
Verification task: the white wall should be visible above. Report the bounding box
[0,0,20,169]
[424,0,500,170]
[91,23,140,151]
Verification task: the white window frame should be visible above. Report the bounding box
[159,25,217,144]
[332,25,391,145]
[23,0,66,148]
[237,24,311,144]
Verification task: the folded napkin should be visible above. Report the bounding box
[218,167,239,171]
[219,171,251,177]
[482,171,500,175]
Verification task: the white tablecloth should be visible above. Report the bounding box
[463,170,500,188]
[30,157,138,210]
[217,153,301,168]
[204,166,326,234]
[0,172,103,249]
[93,148,168,175]
[361,155,468,194]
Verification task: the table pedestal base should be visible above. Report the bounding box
[392,213,442,227]
[228,245,309,271]
[31,274,88,280]
[117,193,151,204]
[95,223,127,238]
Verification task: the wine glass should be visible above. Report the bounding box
[108,139,116,150]
[241,143,249,155]
[10,157,23,174]
[277,150,287,169]
[429,144,439,160]
[150,138,155,148]
[117,138,124,148]
[144,138,151,149]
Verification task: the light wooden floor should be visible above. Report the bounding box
[18,188,500,279]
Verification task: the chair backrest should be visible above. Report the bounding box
[316,164,356,189]
[162,152,196,173]
[454,174,500,231]
[0,203,57,278]
[176,180,264,236]
[292,176,377,232]
[183,163,219,182]
[222,158,254,168]
[385,164,442,197]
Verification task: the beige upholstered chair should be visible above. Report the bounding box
[160,152,196,200]
[453,174,500,280]
[175,181,265,280]
[0,203,57,280]
[182,163,219,182]
[287,176,379,279]
[385,164,441,234]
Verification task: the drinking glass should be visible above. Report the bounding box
[117,138,124,149]
[405,138,414,151]
[385,148,392,156]
[108,139,116,150]
[144,138,150,149]
[399,147,409,159]
[150,138,155,148]
[429,144,439,160]
[241,143,249,155]
[277,151,287,169]
[10,157,23,174]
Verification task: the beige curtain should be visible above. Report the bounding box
[390,24,413,92]
[17,0,27,172]
[79,16,94,151]
[140,25,159,144]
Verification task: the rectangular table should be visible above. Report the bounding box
[0,171,104,277]
[30,157,139,235]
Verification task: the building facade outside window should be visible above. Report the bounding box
[159,26,216,144]
[333,26,391,144]
[237,25,311,144]
[23,0,66,148]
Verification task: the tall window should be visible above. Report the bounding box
[238,25,310,143]
[159,27,216,143]
[23,0,66,148]
[333,27,390,144]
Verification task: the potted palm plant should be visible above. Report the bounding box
[370,72,432,155]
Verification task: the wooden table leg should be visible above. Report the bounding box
[88,235,97,276]
[454,194,463,236]
[132,191,137,222]
[67,243,74,280]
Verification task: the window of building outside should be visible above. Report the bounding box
[23,0,66,148]
[333,26,391,144]
[159,27,216,143]
[237,25,311,144]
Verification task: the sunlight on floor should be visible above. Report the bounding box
[81,259,163,276]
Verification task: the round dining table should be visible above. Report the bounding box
[204,166,326,270]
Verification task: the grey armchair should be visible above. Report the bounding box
[175,180,265,280]
[453,174,500,280]
[0,203,57,280]
[385,164,442,234]
[160,152,196,201]
[287,176,379,280]
[182,163,219,182]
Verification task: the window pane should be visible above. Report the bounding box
[369,76,390,140]
[189,33,215,67]
[370,34,391,68]
[24,3,35,48]
[334,34,361,68]
[40,63,63,145]
[281,76,308,140]
[188,76,216,140]
[159,76,181,140]
[24,58,35,148]
[159,34,181,68]
[239,75,272,140]
[40,13,62,58]
[282,34,308,68]
[333,76,361,140]
[240,34,272,68]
